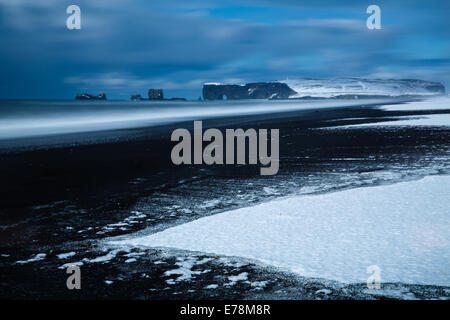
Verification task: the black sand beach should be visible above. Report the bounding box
[1,100,450,299]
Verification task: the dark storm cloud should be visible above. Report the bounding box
[0,0,448,99]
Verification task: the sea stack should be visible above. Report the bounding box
[148,89,164,100]
[76,93,107,100]
[130,94,143,101]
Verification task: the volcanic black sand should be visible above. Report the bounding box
[1,101,450,299]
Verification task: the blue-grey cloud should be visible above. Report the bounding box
[0,0,448,99]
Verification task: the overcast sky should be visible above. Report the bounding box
[0,0,449,99]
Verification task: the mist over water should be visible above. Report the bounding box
[0,98,407,140]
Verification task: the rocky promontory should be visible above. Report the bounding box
[202,79,446,100]
[76,93,107,100]
[202,82,296,100]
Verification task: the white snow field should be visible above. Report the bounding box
[110,175,450,286]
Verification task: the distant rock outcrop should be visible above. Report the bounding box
[148,89,164,100]
[76,93,106,100]
[130,94,144,101]
[131,89,186,101]
[203,82,296,100]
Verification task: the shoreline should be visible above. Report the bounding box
[1,99,450,299]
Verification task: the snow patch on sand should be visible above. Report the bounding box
[227,272,248,286]
[110,176,450,286]
[164,257,211,284]
[16,253,46,264]
[57,252,76,259]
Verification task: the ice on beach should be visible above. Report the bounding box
[110,176,450,286]
[57,252,76,259]
[250,280,269,289]
[316,289,332,295]
[15,253,46,264]
[199,199,221,209]
[229,272,248,282]
[263,187,279,195]
[227,272,248,285]
[164,257,209,284]
[88,249,122,263]
[58,261,84,270]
